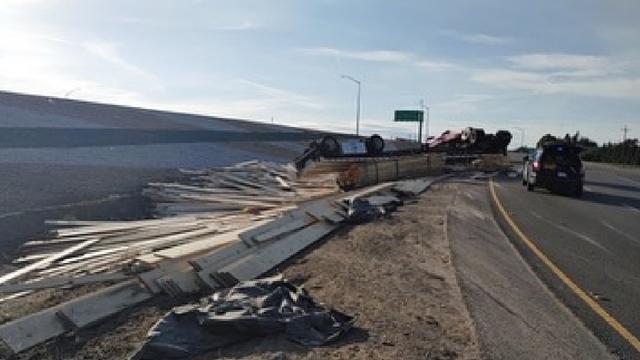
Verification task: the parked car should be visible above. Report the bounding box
[522,143,584,196]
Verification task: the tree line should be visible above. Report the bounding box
[580,138,640,165]
[517,131,640,166]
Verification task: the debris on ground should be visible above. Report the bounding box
[132,275,354,359]
[0,155,448,357]
[344,195,402,223]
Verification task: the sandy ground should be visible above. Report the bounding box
[13,182,480,360]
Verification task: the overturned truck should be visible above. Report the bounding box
[294,135,443,190]
[427,127,512,155]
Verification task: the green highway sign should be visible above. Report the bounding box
[394,110,424,122]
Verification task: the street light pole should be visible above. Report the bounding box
[341,75,361,136]
[419,99,430,143]
[514,127,525,152]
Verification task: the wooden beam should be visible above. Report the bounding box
[0,273,129,294]
[0,238,99,286]
[56,280,152,329]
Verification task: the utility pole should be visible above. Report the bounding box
[514,127,525,152]
[341,75,361,136]
[419,99,430,143]
[622,124,630,141]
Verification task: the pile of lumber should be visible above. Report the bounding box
[0,156,448,356]
[0,177,417,356]
[1,161,339,300]
[146,160,338,216]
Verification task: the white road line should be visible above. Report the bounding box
[530,211,612,254]
[622,203,640,214]
[601,221,640,246]
[583,186,593,192]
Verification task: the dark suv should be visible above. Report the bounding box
[522,143,584,196]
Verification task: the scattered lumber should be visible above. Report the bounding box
[4,161,339,296]
[0,158,450,356]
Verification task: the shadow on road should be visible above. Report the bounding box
[587,180,640,193]
[580,190,640,209]
[496,173,640,210]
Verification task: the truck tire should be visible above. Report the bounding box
[319,136,341,157]
[365,134,385,156]
[527,178,534,192]
[574,182,583,197]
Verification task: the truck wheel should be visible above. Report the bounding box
[320,136,341,157]
[574,182,583,197]
[365,134,384,156]
[527,179,534,192]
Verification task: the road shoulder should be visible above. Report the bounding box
[448,178,615,359]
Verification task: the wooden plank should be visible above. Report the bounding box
[136,261,196,294]
[191,241,253,271]
[0,238,99,286]
[238,210,313,244]
[254,216,314,242]
[0,273,129,294]
[301,200,344,223]
[150,228,246,261]
[0,308,67,355]
[217,221,336,282]
[275,176,292,190]
[52,215,200,238]
[157,270,201,297]
[56,280,153,329]
[218,173,281,193]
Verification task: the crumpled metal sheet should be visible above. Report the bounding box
[131,275,354,359]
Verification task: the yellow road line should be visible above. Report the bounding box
[489,178,640,353]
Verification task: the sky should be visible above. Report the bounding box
[1,0,639,146]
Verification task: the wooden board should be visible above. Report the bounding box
[0,238,99,285]
[217,221,336,282]
[151,229,244,261]
[0,308,67,355]
[190,241,253,271]
[56,280,153,329]
[0,273,129,294]
[238,210,314,244]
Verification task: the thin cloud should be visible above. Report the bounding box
[443,30,512,46]
[507,53,615,74]
[472,68,640,99]
[459,33,512,45]
[301,47,411,63]
[217,20,260,31]
[235,79,324,109]
[301,47,461,71]
[471,52,640,99]
[81,41,152,79]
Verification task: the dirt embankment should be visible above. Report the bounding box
[17,182,480,360]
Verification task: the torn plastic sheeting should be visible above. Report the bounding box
[131,275,354,359]
[345,195,402,224]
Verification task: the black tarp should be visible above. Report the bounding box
[345,195,402,223]
[131,275,354,359]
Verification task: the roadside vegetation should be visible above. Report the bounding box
[515,132,640,166]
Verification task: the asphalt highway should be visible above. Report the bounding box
[493,162,640,359]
